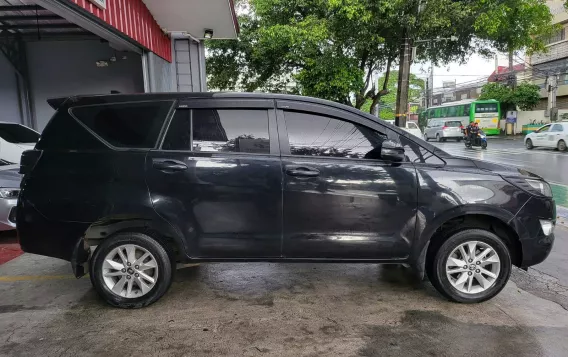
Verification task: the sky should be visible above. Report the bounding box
[411,53,515,91]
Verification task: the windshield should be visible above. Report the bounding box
[0,123,40,143]
[475,103,498,113]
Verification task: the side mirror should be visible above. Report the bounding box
[381,139,405,162]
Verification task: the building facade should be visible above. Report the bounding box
[0,0,238,130]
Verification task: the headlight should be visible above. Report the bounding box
[0,188,20,199]
[504,177,552,198]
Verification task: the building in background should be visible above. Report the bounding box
[0,0,239,130]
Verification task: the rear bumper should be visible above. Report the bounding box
[17,198,89,262]
[512,197,556,268]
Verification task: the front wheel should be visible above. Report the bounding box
[428,229,512,303]
[526,139,534,150]
[424,134,429,142]
[90,232,174,308]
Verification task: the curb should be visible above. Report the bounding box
[557,205,568,228]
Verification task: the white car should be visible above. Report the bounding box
[525,122,568,152]
[403,121,423,138]
[0,122,40,163]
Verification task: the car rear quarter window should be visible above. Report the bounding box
[70,101,174,149]
[162,109,270,154]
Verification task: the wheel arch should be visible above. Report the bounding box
[83,215,188,263]
[412,206,525,280]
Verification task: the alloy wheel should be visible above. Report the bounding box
[445,241,501,294]
[102,244,159,298]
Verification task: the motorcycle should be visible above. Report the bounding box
[463,129,488,150]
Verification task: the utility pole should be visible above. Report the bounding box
[395,30,412,128]
[546,74,558,121]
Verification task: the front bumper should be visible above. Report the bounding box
[0,198,17,231]
[512,196,556,268]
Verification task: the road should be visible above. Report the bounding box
[431,137,568,206]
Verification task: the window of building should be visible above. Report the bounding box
[545,28,566,45]
[162,109,270,154]
[284,111,386,159]
[71,101,174,148]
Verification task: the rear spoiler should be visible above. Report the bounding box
[47,91,121,110]
[47,97,71,110]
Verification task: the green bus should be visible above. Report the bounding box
[419,99,501,136]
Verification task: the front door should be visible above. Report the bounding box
[146,101,282,258]
[534,124,551,146]
[277,104,418,260]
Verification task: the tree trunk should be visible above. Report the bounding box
[369,57,393,115]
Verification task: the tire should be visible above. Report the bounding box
[558,140,567,152]
[436,134,441,142]
[526,139,534,150]
[424,134,429,142]
[428,229,512,303]
[89,232,174,308]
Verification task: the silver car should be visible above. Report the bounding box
[424,119,464,142]
[0,164,20,231]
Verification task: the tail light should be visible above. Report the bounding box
[442,126,448,130]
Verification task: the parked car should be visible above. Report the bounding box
[18,93,555,308]
[0,122,40,163]
[402,121,423,138]
[525,122,567,151]
[0,164,20,231]
[424,119,463,142]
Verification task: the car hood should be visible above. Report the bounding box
[442,156,544,180]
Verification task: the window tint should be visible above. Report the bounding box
[163,109,270,154]
[71,101,173,148]
[0,123,40,143]
[399,135,445,165]
[463,104,471,115]
[551,124,564,132]
[537,125,551,133]
[448,106,457,117]
[284,111,385,159]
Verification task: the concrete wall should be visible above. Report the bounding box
[511,110,568,133]
[26,40,144,130]
[0,53,22,124]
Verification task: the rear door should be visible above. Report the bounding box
[548,124,565,148]
[145,99,283,258]
[276,101,418,260]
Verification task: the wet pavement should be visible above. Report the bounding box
[431,137,568,206]
[1,226,568,357]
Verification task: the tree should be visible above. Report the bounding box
[360,71,424,119]
[478,82,541,115]
[207,0,556,115]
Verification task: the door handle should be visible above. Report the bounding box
[152,159,188,172]
[285,165,320,177]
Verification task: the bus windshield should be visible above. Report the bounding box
[475,103,498,113]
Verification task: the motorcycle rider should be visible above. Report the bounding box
[467,122,480,143]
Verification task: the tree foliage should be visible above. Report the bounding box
[207,0,556,114]
[478,82,541,114]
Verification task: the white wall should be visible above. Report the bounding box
[0,53,22,124]
[26,40,144,130]
[513,110,568,133]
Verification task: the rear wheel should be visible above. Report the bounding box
[526,139,534,150]
[436,134,441,142]
[428,229,511,303]
[90,232,173,308]
[558,140,567,152]
[424,134,429,142]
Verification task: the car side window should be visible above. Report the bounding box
[283,111,386,159]
[398,135,445,165]
[537,125,551,133]
[162,108,270,154]
[71,101,174,148]
[551,124,564,132]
